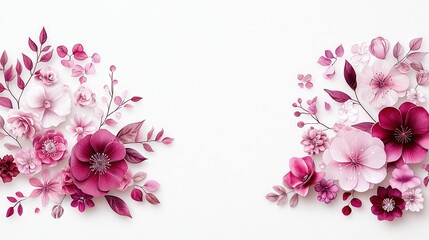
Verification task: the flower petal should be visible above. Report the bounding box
[360,166,387,184]
[414,133,429,149]
[74,174,108,197]
[70,154,91,181]
[25,83,45,108]
[103,141,126,162]
[338,166,358,191]
[50,92,71,117]
[390,73,410,92]
[29,177,43,187]
[42,109,66,128]
[405,107,429,134]
[378,107,402,131]
[97,161,128,192]
[402,143,427,164]
[359,145,386,168]
[74,135,94,162]
[385,141,403,162]
[289,157,309,179]
[399,102,416,120]
[90,129,117,153]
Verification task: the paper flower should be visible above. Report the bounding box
[301,127,329,155]
[7,110,41,139]
[66,114,96,140]
[35,66,59,86]
[74,86,96,107]
[338,100,359,122]
[29,169,62,207]
[403,188,424,212]
[370,186,405,221]
[314,179,339,204]
[0,155,19,183]
[15,149,41,176]
[33,129,68,167]
[389,165,421,192]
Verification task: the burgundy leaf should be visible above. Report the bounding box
[28,38,38,52]
[317,56,331,66]
[324,89,352,103]
[0,83,4,93]
[72,44,84,54]
[17,204,23,216]
[410,62,424,71]
[265,193,279,202]
[105,195,132,218]
[325,50,334,59]
[424,177,429,187]
[40,50,54,62]
[162,137,174,144]
[22,54,33,71]
[145,193,160,205]
[1,51,8,67]
[289,194,299,208]
[4,65,15,82]
[39,27,47,45]
[15,191,24,198]
[155,129,164,141]
[344,60,357,90]
[42,45,51,52]
[352,122,374,133]
[147,127,154,140]
[0,97,12,108]
[6,207,14,217]
[342,205,352,216]
[124,148,147,164]
[407,52,428,62]
[116,120,145,143]
[131,188,143,202]
[342,192,352,201]
[273,185,286,195]
[131,96,142,102]
[15,60,22,75]
[143,180,160,191]
[7,197,17,203]
[277,195,288,206]
[409,37,423,51]
[143,143,154,152]
[56,45,68,58]
[350,198,362,208]
[335,44,344,57]
[74,51,88,60]
[17,76,24,90]
[393,42,403,58]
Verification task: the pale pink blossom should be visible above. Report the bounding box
[301,127,329,155]
[358,61,409,108]
[74,86,96,107]
[369,37,389,60]
[389,165,421,192]
[416,70,429,86]
[7,110,41,139]
[29,169,62,206]
[403,188,424,212]
[15,148,41,176]
[338,100,359,122]
[323,65,335,79]
[117,169,134,191]
[406,88,425,104]
[351,43,370,66]
[66,114,96,140]
[35,66,59,86]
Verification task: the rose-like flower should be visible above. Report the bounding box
[283,156,325,197]
[58,166,78,195]
[35,66,59,85]
[301,127,330,155]
[74,86,96,107]
[7,110,41,139]
[416,70,429,86]
[372,102,429,164]
[0,155,19,183]
[389,165,421,192]
[323,129,387,192]
[314,179,339,204]
[15,148,41,176]
[33,129,68,167]
[369,36,389,60]
[117,169,134,191]
[70,129,128,196]
[370,186,405,221]
[403,188,424,212]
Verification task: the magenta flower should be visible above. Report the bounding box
[7,110,41,139]
[15,148,42,176]
[33,129,68,167]
[358,61,409,108]
[66,114,96,141]
[370,186,405,221]
[372,102,429,164]
[323,129,387,192]
[389,165,421,192]
[0,155,19,183]
[283,156,325,197]
[314,179,339,204]
[301,127,330,155]
[70,129,128,196]
[35,66,59,86]
[71,189,95,212]
[369,36,389,60]
[29,169,62,206]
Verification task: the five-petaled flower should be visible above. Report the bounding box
[29,169,62,207]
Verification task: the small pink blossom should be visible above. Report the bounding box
[33,129,68,167]
[389,165,421,192]
[66,114,96,141]
[338,100,359,122]
[369,36,389,60]
[301,127,329,155]
[35,66,59,86]
[406,88,425,104]
[29,169,62,207]
[403,188,424,212]
[58,166,78,195]
[297,74,313,89]
[314,179,339,204]
[117,169,134,191]
[323,65,335,79]
[15,148,41,176]
[7,110,41,139]
[351,43,370,66]
[74,86,96,107]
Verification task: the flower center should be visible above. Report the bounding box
[89,153,111,174]
[394,125,412,144]
[44,100,51,108]
[75,127,84,134]
[302,174,309,182]
[382,198,395,212]
[42,139,57,155]
[371,72,392,89]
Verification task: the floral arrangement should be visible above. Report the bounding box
[1,28,173,218]
[266,36,429,221]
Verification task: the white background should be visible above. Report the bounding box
[0,0,428,239]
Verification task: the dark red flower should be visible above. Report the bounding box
[71,189,95,212]
[370,186,405,221]
[0,155,19,183]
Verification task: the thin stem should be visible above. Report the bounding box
[394,50,411,66]
[353,91,376,122]
[298,106,332,130]
[1,125,22,148]
[124,140,158,145]
[12,198,28,208]
[2,69,19,105]
[17,48,42,109]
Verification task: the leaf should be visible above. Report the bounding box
[28,38,38,52]
[133,172,147,182]
[85,63,95,75]
[335,44,344,57]
[155,129,164,141]
[39,27,47,45]
[265,193,279,202]
[61,60,74,68]
[410,62,424,71]
[317,56,331,66]
[162,137,174,144]
[105,195,132,218]
[342,205,352,216]
[289,194,299,208]
[131,188,143,202]
[424,177,429,187]
[56,45,68,58]
[0,97,13,108]
[324,102,331,111]
[6,207,14,218]
[409,37,423,51]
[273,185,286,195]
[40,50,54,62]
[15,60,22,75]
[17,76,25,90]
[4,143,20,151]
[143,143,154,152]
[351,122,374,133]
[15,192,24,198]
[147,127,154,140]
[116,121,145,143]
[343,60,357,90]
[1,51,8,66]
[277,195,288,206]
[324,89,352,103]
[0,115,4,127]
[350,198,362,208]
[72,43,84,54]
[145,193,160,205]
[342,192,352,201]
[407,52,428,63]
[7,197,17,203]
[42,45,51,52]
[0,83,4,93]
[4,65,15,82]
[22,54,33,71]
[131,96,142,102]
[114,96,122,105]
[325,50,334,59]
[393,42,403,58]
[143,180,160,191]
[105,118,118,126]
[124,148,147,164]
[17,204,23,216]
[74,51,88,60]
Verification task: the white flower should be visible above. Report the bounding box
[403,188,424,212]
[338,100,358,123]
[406,88,425,104]
[350,43,370,67]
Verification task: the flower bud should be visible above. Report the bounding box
[416,70,429,86]
[51,205,64,219]
[294,111,301,117]
[297,121,305,128]
[369,37,389,60]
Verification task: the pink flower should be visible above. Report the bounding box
[372,102,429,164]
[66,114,96,141]
[416,70,429,86]
[15,148,41,176]
[117,169,134,191]
[389,165,421,192]
[23,83,71,128]
[301,127,330,155]
[351,42,370,66]
[314,179,339,204]
[283,156,325,197]
[403,188,424,212]
[74,86,96,107]
[33,129,68,167]
[7,110,41,139]
[358,61,409,108]
[323,129,387,192]
[71,189,95,212]
[35,66,59,85]
[29,169,62,207]
[58,166,78,195]
[369,36,389,60]
[70,129,128,196]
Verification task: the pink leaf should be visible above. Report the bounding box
[6,207,14,218]
[42,45,51,52]
[1,51,8,67]
[84,63,95,74]
[410,62,424,71]
[325,50,334,59]
[74,51,88,60]
[350,198,362,208]
[143,143,154,152]
[105,119,118,126]
[15,192,24,198]
[72,44,84,54]
[351,122,374,133]
[39,27,47,45]
[344,60,357,90]
[131,96,142,102]
[324,89,351,103]
[7,197,17,203]
[92,53,101,63]
[116,121,145,143]
[273,185,286,195]
[147,127,154,140]
[4,143,19,151]
[0,115,4,127]
[114,96,122,105]
[0,97,13,108]
[265,193,279,202]
[17,204,23,216]
[317,56,331,66]
[409,37,423,51]
[131,188,143,202]
[79,76,87,84]
[277,195,288,206]
[393,42,404,58]
[0,83,4,93]
[324,102,331,111]
[407,52,428,62]
[71,65,84,77]
[145,193,160,205]
[342,192,352,201]
[15,60,22,75]
[28,38,38,52]
[289,194,299,208]
[105,195,132,218]
[4,65,15,82]
[56,45,68,58]
[34,208,40,214]
[162,137,174,144]
[335,44,344,57]
[143,180,160,191]
[124,148,147,164]
[40,50,53,62]
[133,172,147,182]
[17,76,24,90]
[155,129,164,141]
